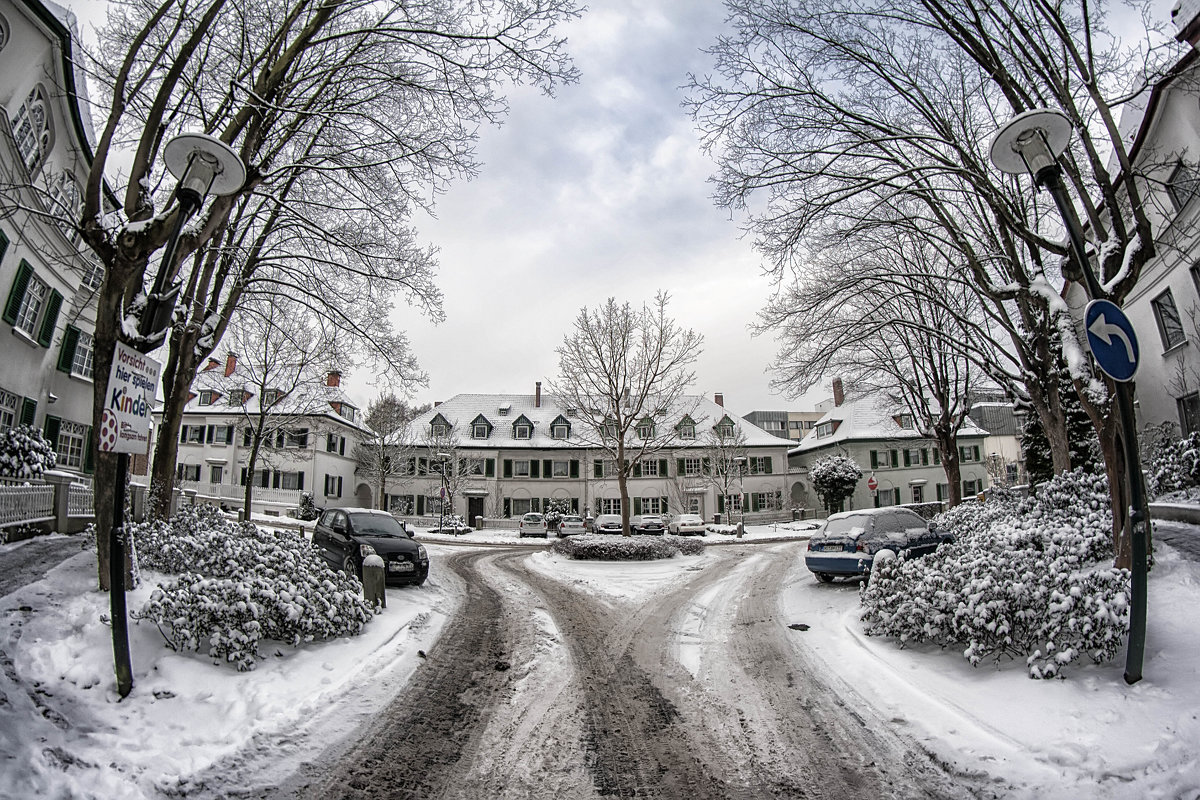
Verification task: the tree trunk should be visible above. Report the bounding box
[1075,377,1138,569]
[1026,371,1073,474]
[149,335,200,519]
[243,436,264,517]
[935,427,963,507]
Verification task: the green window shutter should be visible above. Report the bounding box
[677,458,685,475]
[531,497,540,512]
[226,425,234,442]
[717,495,725,513]
[36,289,63,347]
[543,497,550,512]
[19,397,36,427]
[180,425,189,443]
[0,229,8,262]
[570,460,579,478]
[571,498,579,513]
[43,415,61,448]
[83,427,95,473]
[764,457,772,474]
[890,450,898,468]
[702,457,711,474]
[594,460,603,478]
[921,449,929,465]
[503,498,511,517]
[870,451,878,469]
[57,325,79,372]
[634,497,642,515]
[973,445,980,461]
[485,458,495,477]
[503,459,513,478]
[933,448,941,465]
[272,470,281,489]
[260,470,269,488]
[206,425,215,443]
[659,458,669,476]
[661,497,668,513]
[530,460,540,478]
[633,461,641,477]
[417,495,426,515]
[2,260,33,324]
[297,471,304,490]
[903,450,911,467]
[542,459,552,478]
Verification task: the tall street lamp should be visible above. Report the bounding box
[989,109,1149,684]
[733,455,748,538]
[108,134,245,698]
[436,451,450,531]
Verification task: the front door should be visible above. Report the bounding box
[468,496,485,526]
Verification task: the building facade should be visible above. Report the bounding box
[0,0,111,478]
[743,406,830,443]
[788,391,991,512]
[380,391,796,524]
[160,357,367,516]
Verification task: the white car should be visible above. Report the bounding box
[558,515,586,536]
[668,513,707,536]
[518,512,548,538]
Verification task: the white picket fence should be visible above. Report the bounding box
[0,484,54,527]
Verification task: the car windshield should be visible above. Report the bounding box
[350,513,406,537]
[680,515,702,523]
[822,516,871,538]
[523,514,543,522]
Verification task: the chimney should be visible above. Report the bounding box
[224,352,238,377]
[714,393,724,407]
[833,377,844,407]
[536,381,542,408]
[326,370,341,388]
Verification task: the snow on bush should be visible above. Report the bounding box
[551,533,704,560]
[0,424,57,479]
[1141,423,1200,499]
[809,455,861,513]
[132,505,374,671]
[860,470,1129,679]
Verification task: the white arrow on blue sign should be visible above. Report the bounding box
[1084,299,1139,382]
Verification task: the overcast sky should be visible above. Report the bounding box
[60,0,839,416]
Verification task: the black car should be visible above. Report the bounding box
[313,508,429,586]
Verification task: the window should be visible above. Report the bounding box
[637,421,654,438]
[285,428,309,448]
[13,270,47,337]
[12,86,52,175]
[911,485,924,503]
[600,498,621,515]
[936,483,949,501]
[963,479,980,497]
[212,426,232,445]
[340,405,356,423]
[552,424,569,440]
[874,488,898,506]
[263,388,283,406]
[871,449,897,469]
[81,261,103,291]
[467,459,486,476]
[279,471,303,490]
[324,474,343,497]
[177,464,201,482]
[55,421,86,469]
[511,497,532,516]
[199,390,217,405]
[1180,392,1200,436]
[70,331,94,378]
[678,423,695,439]
[903,448,925,467]
[722,494,744,513]
[552,460,570,478]
[513,460,531,477]
[0,14,9,52]
[640,460,659,477]
[896,414,914,429]
[749,456,770,474]
[789,420,804,430]
[683,457,702,476]
[46,170,82,243]
[958,445,981,462]
[515,424,532,439]
[716,422,734,437]
[0,389,18,431]
[640,497,664,514]
[473,423,490,439]
[327,433,338,452]
[210,465,223,484]
[184,426,205,444]
[1168,160,1200,213]
[1152,290,1186,350]
[761,420,785,431]
[816,421,833,438]
[432,423,447,437]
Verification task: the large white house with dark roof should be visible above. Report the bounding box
[788,386,991,512]
[386,389,795,524]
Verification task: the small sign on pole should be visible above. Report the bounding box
[99,340,161,454]
[867,475,878,492]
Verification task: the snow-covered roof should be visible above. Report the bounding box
[409,393,796,450]
[791,394,987,454]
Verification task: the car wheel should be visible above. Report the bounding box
[813,572,834,584]
[343,555,359,579]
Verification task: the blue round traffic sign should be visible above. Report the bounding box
[1084,300,1139,382]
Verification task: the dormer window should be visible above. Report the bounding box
[896,414,914,429]
[637,420,655,439]
[714,416,735,437]
[816,421,833,438]
[474,423,490,439]
[498,403,510,416]
[198,389,217,406]
[552,424,569,440]
[432,423,447,437]
[676,415,696,440]
[263,388,284,406]
[515,424,532,439]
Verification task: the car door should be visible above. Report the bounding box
[322,510,352,566]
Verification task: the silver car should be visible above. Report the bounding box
[668,513,707,535]
[804,507,952,583]
[593,513,624,534]
[558,514,586,536]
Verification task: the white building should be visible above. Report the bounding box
[380,389,796,525]
[0,0,113,477]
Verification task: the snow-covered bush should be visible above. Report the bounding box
[132,505,373,671]
[1141,423,1200,499]
[552,534,703,560]
[860,470,1129,679]
[297,491,319,521]
[0,425,57,479]
[809,455,861,514]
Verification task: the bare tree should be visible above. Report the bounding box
[422,428,475,525]
[356,396,429,511]
[65,0,578,588]
[694,423,748,523]
[204,299,336,515]
[688,0,1174,565]
[547,292,703,535]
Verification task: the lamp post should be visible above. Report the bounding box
[989,109,1149,684]
[733,456,747,538]
[107,134,245,698]
[436,451,450,531]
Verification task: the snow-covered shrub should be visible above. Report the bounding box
[860,470,1129,678]
[0,425,57,479]
[551,534,703,560]
[132,505,373,671]
[297,491,319,521]
[1141,423,1200,499]
[809,455,862,514]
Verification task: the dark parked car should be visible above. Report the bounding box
[313,508,429,586]
[804,507,952,583]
